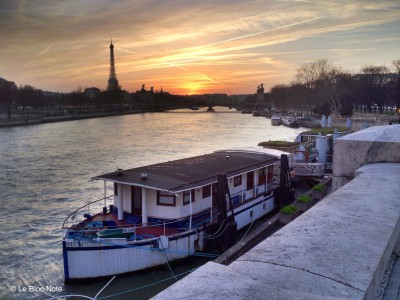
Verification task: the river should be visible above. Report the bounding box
[0,107,306,299]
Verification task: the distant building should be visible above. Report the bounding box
[84,87,101,98]
[256,83,266,106]
[0,77,17,90]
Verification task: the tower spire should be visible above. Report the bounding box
[107,39,120,91]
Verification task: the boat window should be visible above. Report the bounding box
[258,168,266,185]
[233,175,242,187]
[157,191,176,206]
[114,183,118,196]
[246,172,254,189]
[183,190,195,205]
[202,185,211,199]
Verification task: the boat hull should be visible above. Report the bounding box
[63,232,199,281]
[271,119,281,126]
[271,115,281,125]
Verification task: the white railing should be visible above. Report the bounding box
[229,177,279,207]
[62,195,114,229]
[64,204,216,241]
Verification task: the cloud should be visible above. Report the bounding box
[0,0,399,93]
[38,43,55,55]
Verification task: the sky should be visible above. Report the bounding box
[0,0,399,95]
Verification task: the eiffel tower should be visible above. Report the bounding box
[107,39,120,91]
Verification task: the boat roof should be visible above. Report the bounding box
[93,148,281,193]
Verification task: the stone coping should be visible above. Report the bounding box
[333,125,400,190]
[152,163,400,299]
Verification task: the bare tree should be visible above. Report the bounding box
[296,59,333,89]
[295,59,347,116]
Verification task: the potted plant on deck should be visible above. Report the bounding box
[279,204,300,224]
[294,194,315,212]
[312,183,327,200]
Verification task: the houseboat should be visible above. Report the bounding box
[294,128,351,171]
[62,148,285,281]
[271,115,281,126]
[281,115,300,128]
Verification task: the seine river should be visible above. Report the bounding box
[0,107,306,300]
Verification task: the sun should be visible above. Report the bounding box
[182,82,203,95]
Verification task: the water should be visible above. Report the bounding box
[0,107,306,299]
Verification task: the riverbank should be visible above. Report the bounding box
[296,112,399,131]
[0,109,152,127]
[1,108,398,129]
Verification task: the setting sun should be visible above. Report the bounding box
[182,82,203,95]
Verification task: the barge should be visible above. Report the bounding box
[62,148,285,281]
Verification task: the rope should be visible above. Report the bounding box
[46,268,198,300]
[240,218,255,242]
[94,276,116,299]
[199,220,230,240]
[200,219,227,239]
[158,237,177,280]
[97,268,198,299]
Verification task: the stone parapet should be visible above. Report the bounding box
[333,125,400,190]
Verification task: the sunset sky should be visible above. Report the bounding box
[1,0,399,95]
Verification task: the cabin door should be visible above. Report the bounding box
[131,186,142,214]
[246,172,255,200]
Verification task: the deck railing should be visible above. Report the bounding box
[64,199,219,241]
[229,176,278,207]
[62,195,114,229]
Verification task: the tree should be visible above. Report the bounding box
[0,85,16,120]
[296,59,333,90]
[16,85,38,115]
[295,59,349,116]
[358,65,390,113]
[279,83,308,113]
[321,71,355,117]
[270,84,291,111]
[393,60,400,113]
